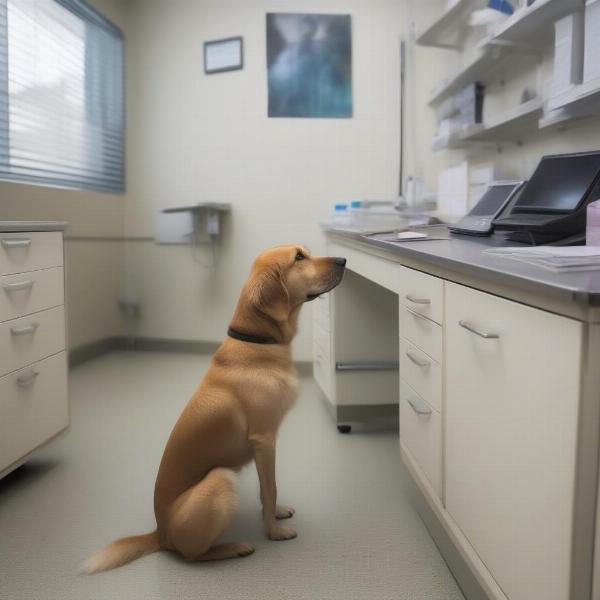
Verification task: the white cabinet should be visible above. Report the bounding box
[0,228,68,476]
[313,268,399,429]
[445,281,582,600]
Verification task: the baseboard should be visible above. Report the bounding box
[69,336,313,375]
[69,337,126,367]
[295,361,313,377]
[127,337,220,354]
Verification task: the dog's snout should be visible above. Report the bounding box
[334,257,347,267]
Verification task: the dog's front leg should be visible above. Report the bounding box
[250,433,297,541]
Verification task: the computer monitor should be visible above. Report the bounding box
[449,181,524,236]
[512,151,600,214]
[469,183,521,216]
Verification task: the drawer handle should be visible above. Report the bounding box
[2,280,34,292]
[459,320,500,340]
[10,322,39,336]
[406,350,430,368]
[1,238,32,249]
[407,396,432,416]
[408,309,430,323]
[336,362,398,372]
[406,294,431,305]
[16,369,39,387]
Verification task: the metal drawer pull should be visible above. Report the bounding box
[406,350,430,368]
[336,361,398,372]
[407,396,432,416]
[1,238,32,249]
[406,294,431,305]
[16,369,39,387]
[10,322,39,336]
[2,280,34,292]
[459,320,499,339]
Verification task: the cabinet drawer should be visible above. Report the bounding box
[398,266,443,324]
[399,305,442,363]
[400,380,442,498]
[0,351,68,473]
[0,267,64,323]
[0,306,66,377]
[399,338,442,413]
[0,232,63,276]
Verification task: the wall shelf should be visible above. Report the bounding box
[431,124,484,152]
[428,47,505,106]
[432,98,543,151]
[416,0,476,50]
[463,97,543,141]
[547,77,600,113]
[161,202,231,214]
[488,0,585,46]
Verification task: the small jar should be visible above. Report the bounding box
[586,200,600,245]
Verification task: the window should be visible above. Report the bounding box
[0,0,124,194]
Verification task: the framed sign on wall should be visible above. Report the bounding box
[204,36,244,74]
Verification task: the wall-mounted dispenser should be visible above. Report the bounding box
[155,202,231,244]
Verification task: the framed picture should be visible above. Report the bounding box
[204,36,243,74]
[266,13,352,118]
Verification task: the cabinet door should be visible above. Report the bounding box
[445,282,582,600]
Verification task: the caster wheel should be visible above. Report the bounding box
[337,425,352,434]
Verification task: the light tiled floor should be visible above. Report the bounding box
[0,351,463,600]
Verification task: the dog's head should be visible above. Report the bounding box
[246,245,346,322]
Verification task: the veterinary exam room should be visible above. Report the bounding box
[5,0,600,599]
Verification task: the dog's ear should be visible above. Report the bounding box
[249,265,290,322]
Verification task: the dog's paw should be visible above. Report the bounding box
[268,525,297,541]
[276,505,295,520]
[234,542,255,557]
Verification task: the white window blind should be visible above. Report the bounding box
[0,0,124,193]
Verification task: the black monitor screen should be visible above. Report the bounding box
[514,153,600,213]
[470,184,518,217]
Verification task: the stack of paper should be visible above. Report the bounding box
[484,246,600,272]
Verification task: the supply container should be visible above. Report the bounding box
[323,203,352,230]
[586,199,600,245]
[584,0,600,82]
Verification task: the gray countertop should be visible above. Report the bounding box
[0,221,67,232]
[327,227,600,308]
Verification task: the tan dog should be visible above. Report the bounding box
[82,245,346,573]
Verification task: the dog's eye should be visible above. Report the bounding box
[295,251,305,261]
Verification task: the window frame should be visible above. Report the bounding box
[0,0,125,194]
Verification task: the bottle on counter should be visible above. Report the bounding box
[324,203,352,230]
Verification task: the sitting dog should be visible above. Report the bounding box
[82,245,346,573]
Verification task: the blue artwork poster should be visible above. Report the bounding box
[266,13,352,119]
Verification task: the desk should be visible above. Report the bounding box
[315,229,600,600]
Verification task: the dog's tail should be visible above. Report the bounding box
[79,530,160,575]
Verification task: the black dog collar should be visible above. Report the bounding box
[227,327,278,345]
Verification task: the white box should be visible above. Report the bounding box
[552,12,584,97]
[584,0,600,82]
[155,210,194,244]
[438,161,469,218]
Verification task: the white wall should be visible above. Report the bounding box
[0,0,127,351]
[123,0,407,360]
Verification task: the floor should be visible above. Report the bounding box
[0,351,464,600]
